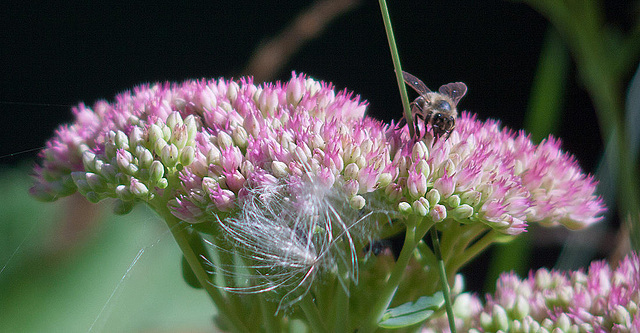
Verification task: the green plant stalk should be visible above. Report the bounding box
[523,27,568,142]
[152,205,249,332]
[299,294,328,333]
[523,0,640,250]
[260,296,279,333]
[430,228,456,333]
[148,174,249,332]
[379,0,414,138]
[332,279,349,333]
[362,223,416,331]
[448,229,502,275]
[362,216,433,332]
[440,224,490,272]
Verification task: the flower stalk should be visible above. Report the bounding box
[150,198,249,333]
[430,228,456,333]
[378,0,414,138]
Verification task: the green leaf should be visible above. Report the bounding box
[378,292,445,328]
[523,27,569,143]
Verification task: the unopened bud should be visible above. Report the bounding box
[161,144,179,168]
[350,195,366,210]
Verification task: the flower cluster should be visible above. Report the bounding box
[31,72,604,234]
[30,72,606,308]
[426,253,640,333]
[386,113,605,234]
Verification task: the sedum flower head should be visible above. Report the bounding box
[458,253,640,333]
[387,113,605,234]
[31,73,604,233]
[31,72,606,308]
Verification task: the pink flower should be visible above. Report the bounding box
[453,253,640,332]
[31,71,609,313]
[31,73,604,236]
[386,113,605,234]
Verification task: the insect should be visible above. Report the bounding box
[402,71,467,140]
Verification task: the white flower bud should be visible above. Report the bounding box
[149,160,165,182]
[452,204,474,220]
[286,78,304,105]
[180,146,196,166]
[166,111,183,129]
[426,189,441,207]
[232,126,248,148]
[149,124,164,145]
[344,163,359,180]
[412,199,428,216]
[377,172,392,189]
[217,132,234,149]
[430,204,447,222]
[227,81,239,102]
[416,160,430,177]
[161,144,179,168]
[349,195,366,210]
[447,194,461,208]
[491,305,509,331]
[154,137,168,155]
[85,172,104,191]
[412,140,428,161]
[130,179,149,198]
[398,201,412,214]
[184,115,198,142]
[271,161,289,178]
[115,130,129,149]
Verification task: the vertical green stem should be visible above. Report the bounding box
[158,209,248,332]
[148,173,249,333]
[361,216,429,332]
[299,295,328,333]
[430,228,456,333]
[332,279,349,333]
[260,296,280,333]
[379,0,414,137]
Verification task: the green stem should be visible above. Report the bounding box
[430,228,456,333]
[362,217,430,332]
[449,229,501,274]
[157,207,249,332]
[416,239,438,268]
[439,222,462,264]
[148,174,249,332]
[299,294,328,333]
[260,296,279,333]
[379,0,414,137]
[332,280,349,333]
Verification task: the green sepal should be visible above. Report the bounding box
[181,255,203,289]
[378,292,445,328]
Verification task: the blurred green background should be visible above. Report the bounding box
[0,168,213,332]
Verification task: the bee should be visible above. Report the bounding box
[402,71,467,140]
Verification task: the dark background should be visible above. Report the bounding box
[1,1,634,295]
[1,1,606,169]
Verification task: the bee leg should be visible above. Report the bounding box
[413,112,421,139]
[397,117,407,127]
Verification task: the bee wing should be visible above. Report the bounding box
[439,82,467,105]
[402,71,432,95]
